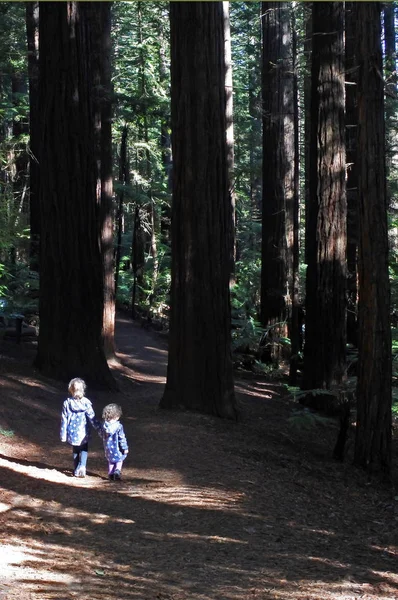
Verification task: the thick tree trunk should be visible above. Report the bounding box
[35,2,114,388]
[303,1,346,390]
[161,1,237,419]
[354,2,392,477]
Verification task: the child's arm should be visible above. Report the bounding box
[60,402,68,442]
[118,424,129,454]
[85,400,101,431]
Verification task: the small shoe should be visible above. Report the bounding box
[75,467,86,478]
[109,473,115,481]
[113,470,121,481]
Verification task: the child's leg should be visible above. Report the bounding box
[108,461,116,475]
[72,446,80,471]
[114,460,123,472]
[79,444,88,469]
[73,443,88,476]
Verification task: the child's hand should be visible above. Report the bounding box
[123,449,129,455]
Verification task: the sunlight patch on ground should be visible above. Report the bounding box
[122,483,245,511]
[0,456,76,483]
[3,494,135,527]
[0,543,77,585]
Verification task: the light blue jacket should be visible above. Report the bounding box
[60,397,99,446]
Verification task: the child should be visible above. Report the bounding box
[60,378,99,478]
[99,403,129,481]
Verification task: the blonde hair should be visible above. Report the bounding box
[102,403,122,422]
[68,378,86,399]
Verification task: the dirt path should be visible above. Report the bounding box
[0,315,397,600]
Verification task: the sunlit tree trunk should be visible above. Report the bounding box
[354,2,392,477]
[161,1,237,419]
[115,125,128,296]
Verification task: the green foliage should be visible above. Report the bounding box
[0,427,14,437]
[288,407,335,431]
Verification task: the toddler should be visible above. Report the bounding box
[60,378,99,478]
[99,403,129,481]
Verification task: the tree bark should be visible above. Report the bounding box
[35,2,114,388]
[161,1,237,419]
[261,2,296,365]
[303,1,346,390]
[26,1,40,272]
[354,2,392,477]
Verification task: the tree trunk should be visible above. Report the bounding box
[26,2,40,272]
[98,3,115,359]
[224,1,235,277]
[260,2,295,365]
[114,124,129,296]
[161,1,237,420]
[288,9,300,386]
[345,2,359,348]
[354,2,392,477]
[303,1,346,391]
[35,2,114,389]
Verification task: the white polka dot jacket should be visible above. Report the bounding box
[60,397,100,446]
[99,420,129,463]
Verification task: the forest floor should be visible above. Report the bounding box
[0,315,397,600]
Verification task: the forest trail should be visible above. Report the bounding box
[0,315,397,600]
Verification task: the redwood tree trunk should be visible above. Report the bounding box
[35,2,114,388]
[354,2,392,477]
[260,2,296,364]
[303,1,346,390]
[345,3,359,348]
[161,1,237,419]
[26,2,40,272]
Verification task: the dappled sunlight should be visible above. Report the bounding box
[122,482,246,512]
[144,345,168,355]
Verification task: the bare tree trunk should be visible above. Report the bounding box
[354,2,392,477]
[345,2,359,348]
[260,2,296,365]
[161,1,237,419]
[303,1,346,390]
[26,2,40,272]
[35,2,114,388]
[114,125,129,296]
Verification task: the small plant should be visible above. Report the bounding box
[0,427,14,437]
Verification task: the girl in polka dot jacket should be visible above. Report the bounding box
[60,378,100,478]
[98,403,129,481]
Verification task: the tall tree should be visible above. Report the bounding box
[98,3,116,358]
[354,2,392,476]
[345,2,359,348]
[160,1,237,419]
[224,1,235,275]
[34,2,114,388]
[303,1,346,390]
[260,2,296,364]
[26,2,40,272]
